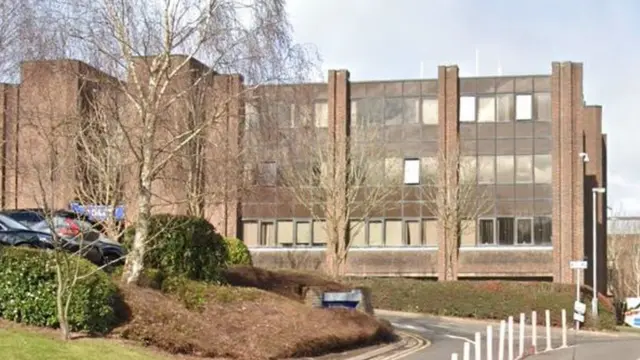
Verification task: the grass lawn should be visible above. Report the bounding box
[0,328,169,360]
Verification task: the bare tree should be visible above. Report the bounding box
[608,212,640,300]
[48,0,318,284]
[277,117,396,278]
[421,144,492,281]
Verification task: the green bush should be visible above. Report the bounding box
[350,278,617,331]
[123,214,228,282]
[0,246,119,333]
[224,237,252,266]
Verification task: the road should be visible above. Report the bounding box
[376,310,640,360]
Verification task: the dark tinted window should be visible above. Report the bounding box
[4,211,44,226]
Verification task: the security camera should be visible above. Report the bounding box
[579,152,590,162]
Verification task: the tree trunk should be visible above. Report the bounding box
[56,276,70,341]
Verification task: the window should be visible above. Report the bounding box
[461,220,476,246]
[384,98,404,125]
[478,96,496,122]
[313,220,327,245]
[349,220,365,246]
[404,98,420,124]
[516,218,533,244]
[496,94,513,122]
[534,93,551,121]
[478,219,495,244]
[406,220,421,246]
[534,216,552,245]
[276,220,293,245]
[422,98,438,124]
[242,221,259,246]
[460,156,477,183]
[295,103,313,126]
[422,219,437,246]
[534,154,552,183]
[421,157,438,183]
[403,158,420,185]
[478,156,495,183]
[257,161,277,186]
[350,100,358,125]
[515,155,533,183]
[260,222,275,246]
[354,98,384,126]
[497,217,515,245]
[385,158,403,184]
[459,96,476,122]
[272,102,292,128]
[314,101,328,127]
[515,94,533,120]
[296,222,311,245]
[496,155,515,184]
[385,220,403,246]
[368,221,383,246]
[244,103,259,129]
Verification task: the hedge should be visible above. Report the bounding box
[0,246,119,333]
[224,237,252,266]
[350,278,617,330]
[124,214,228,283]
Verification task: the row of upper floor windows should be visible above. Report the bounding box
[245,93,552,129]
[252,154,552,187]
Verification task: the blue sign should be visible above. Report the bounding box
[69,202,126,222]
[321,290,363,310]
[624,297,640,328]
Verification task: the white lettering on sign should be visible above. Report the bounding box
[569,260,588,270]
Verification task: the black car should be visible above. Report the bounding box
[0,210,108,266]
[0,228,50,249]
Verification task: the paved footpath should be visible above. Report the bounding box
[529,339,640,360]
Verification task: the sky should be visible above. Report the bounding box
[286,0,640,214]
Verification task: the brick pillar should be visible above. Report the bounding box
[4,85,18,209]
[437,65,460,281]
[583,106,603,289]
[224,74,244,238]
[601,133,608,294]
[551,62,585,284]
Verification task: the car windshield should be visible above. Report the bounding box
[0,214,32,231]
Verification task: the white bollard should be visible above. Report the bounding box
[519,313,525,357]
[499,320,506,360]
[463,342,471,360]
[561,309,568,348]
[487,325,493,360]
[475,332,482,360]
[532,310,537,353]
[508,316,514,360]
[452,353,459,360]
[545,309,552,351]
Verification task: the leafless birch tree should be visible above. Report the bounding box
[49,0,318,284]
[421,144,492,281]
[608,212,640,300]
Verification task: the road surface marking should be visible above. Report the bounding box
[391,322,430,332]
[446,334,475,344]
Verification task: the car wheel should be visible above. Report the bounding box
[15,243,35,248]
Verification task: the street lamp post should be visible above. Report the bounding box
[591,187,606,319]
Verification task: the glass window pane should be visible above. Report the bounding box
[534,93,551,121]
[404,159,420,185]
[406,220,421,246]
[461,219,476,246]
[296,103,313,126]
[350,220,365,246]
[422,219,438,246]
[534,154,552,183]
[534,216,552,245]
[459,96,476,122]
[273,103,292,128]
[313,220,327,244]
[421,157,438,183]
[368,221,383,246]
[479,219,494,244]
[385,158,403,184]
[478,156,495,183]
[478,96,496,122]
[422,98,438,125]
[385,220,403,246]
[497,217,515,245]
[404,98,420,124]
[496,94,513,122]
[244,103,259,129]
[260,222,275,246]
[496,155,515,184]
[360,98,384,126]
[384,98,404,125]
[276,220,293,244]
[460,156,477,183]
[516,218,533,244]
[257,162,277,186]
[515,155,533,183]
[296,222,311,244]
[516,94,533,120]
[314,101,328,127]
[242,221,259,246]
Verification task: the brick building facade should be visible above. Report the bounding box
[0,58,608,290]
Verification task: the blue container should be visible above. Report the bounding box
[321,290,362,310]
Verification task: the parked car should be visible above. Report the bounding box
[0,209,122,266]
[0,213,104,265]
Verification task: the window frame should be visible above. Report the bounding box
[313,100,329,128]
[515,94,533,121]
[515,155,534,184]
[496,216,516,246]
[421,97,439,125]
[365,218,385,247]
[255,219,276,246]
[293,219,313,246]
[403,218,423,246]
[477,95,496,123]
[311,218,328,247]
[477,217,496,245]
[403,158,421,185]
[383,218,404,246]
[515,217,534,245]
[257,161,278,187]
[533,216,553,245]
[459,96,477,122]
